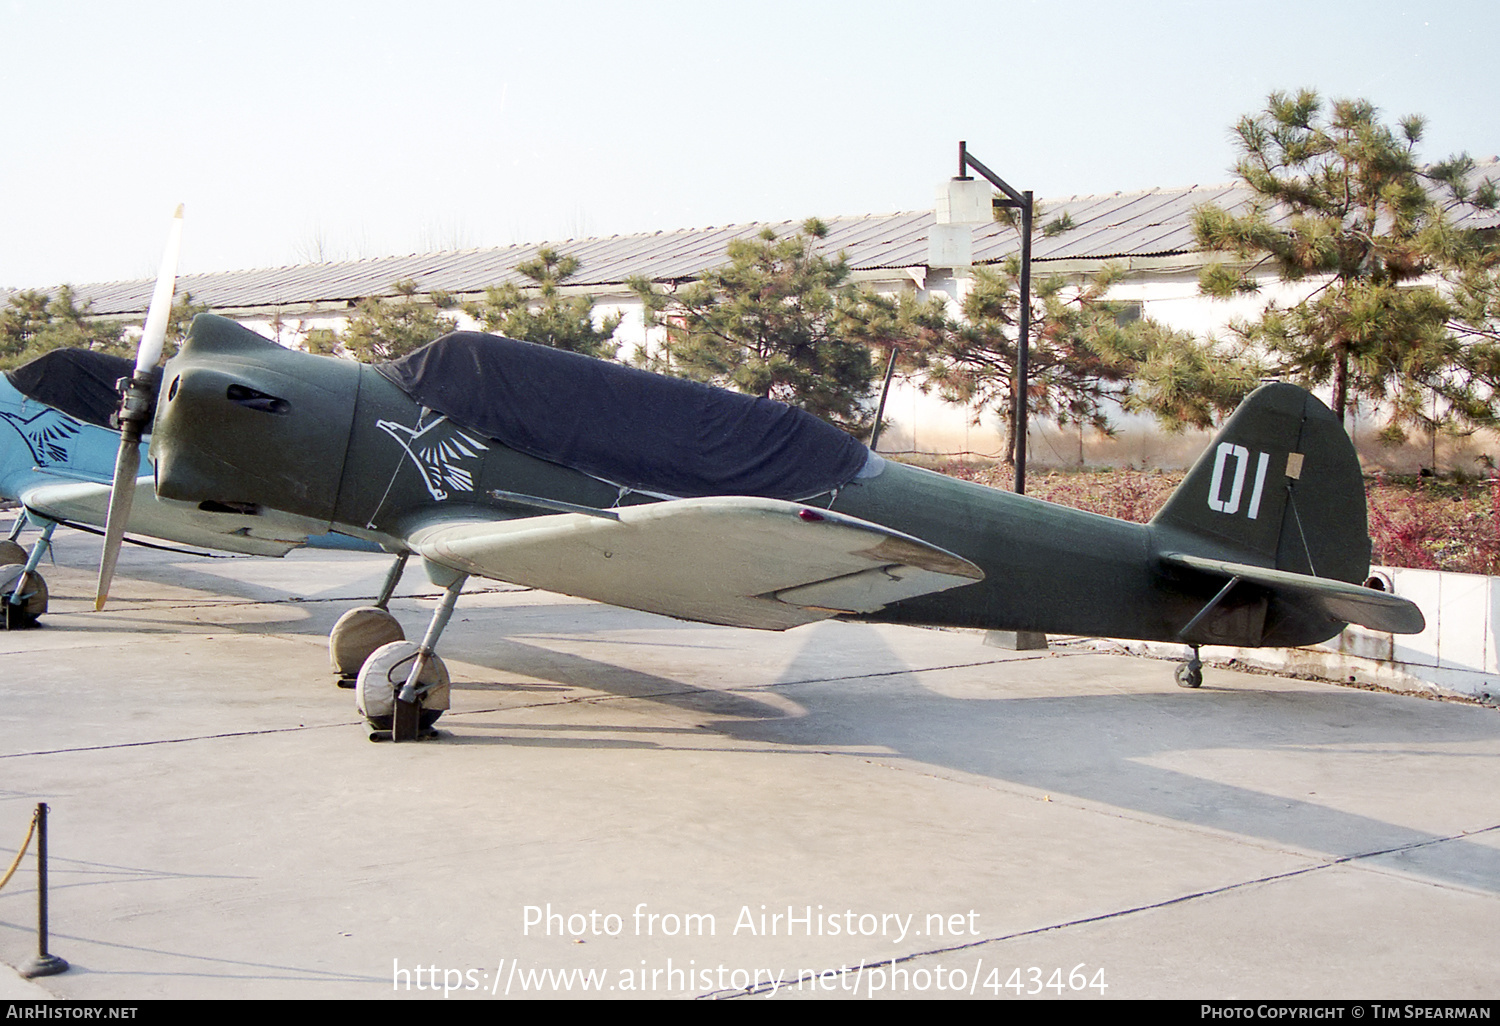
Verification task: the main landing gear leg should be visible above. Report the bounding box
[1175,645,1203,689]
[392,572,467,742]
[328,553,411,688]
[2,520,55,630]
[374,552,409,611]
[356,567,466,742]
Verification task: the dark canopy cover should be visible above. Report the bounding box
[376,332,871,500]
[4,348,132,429]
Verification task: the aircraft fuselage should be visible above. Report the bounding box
[152,329,1344,649]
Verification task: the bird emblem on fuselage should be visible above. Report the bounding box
[376,412,489,501]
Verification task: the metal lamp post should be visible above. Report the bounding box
[951,142,1033,494]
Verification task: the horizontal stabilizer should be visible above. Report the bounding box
[410,496,984,630]
[1160,551,1425,635]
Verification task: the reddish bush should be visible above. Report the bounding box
[1365,476,1500,575]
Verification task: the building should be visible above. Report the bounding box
[9,162,1500,472]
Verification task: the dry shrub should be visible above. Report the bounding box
[1366,476,1500,575]
[1023,469,1181,523]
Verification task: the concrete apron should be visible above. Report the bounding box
[1,530,1497,999]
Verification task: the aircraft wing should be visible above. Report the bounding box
[19,475,338,557]
[408,496,985,630]
[1160,551,1426,635]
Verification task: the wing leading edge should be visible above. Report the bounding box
[409,496,985,630]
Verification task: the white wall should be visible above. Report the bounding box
[1322,567,1500,701]
[1114,567,1500,704]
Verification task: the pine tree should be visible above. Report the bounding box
[320,280,459,362]
[1193,89,1500,440]
[629,219,880,433]
[897,261,1253,462]
[0,290,55,367]
[1118,320,1263,432]
[464,249,621,359]
[0,286,128,369]
[162,291,210,360]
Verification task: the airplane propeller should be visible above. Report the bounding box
[95,204,183,610]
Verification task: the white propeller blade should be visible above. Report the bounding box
[135,204,184,373]
[95,204,184,611]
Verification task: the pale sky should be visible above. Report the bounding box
[2,0,1493,288]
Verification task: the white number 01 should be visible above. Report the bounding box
[1207,442,1270,520]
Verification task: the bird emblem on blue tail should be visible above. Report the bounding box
[0,407,83,467]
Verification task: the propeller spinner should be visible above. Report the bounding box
[95,204,184,610]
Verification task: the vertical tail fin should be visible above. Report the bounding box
[1150,383,1370,585]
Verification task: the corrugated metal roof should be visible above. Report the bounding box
[8,163,1498,318]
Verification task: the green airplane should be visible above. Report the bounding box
[80,209,1422,741]
[89,309,1423,742]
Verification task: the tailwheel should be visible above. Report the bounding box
[1175,648,1203,689]
[356,640,450,740]
[0,540,25,565]
[0,565,47,629]
[329,606,405,688]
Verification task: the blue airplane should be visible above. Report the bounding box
[1,345,377,627]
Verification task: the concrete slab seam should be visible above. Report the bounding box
[706,822,1500,1000]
